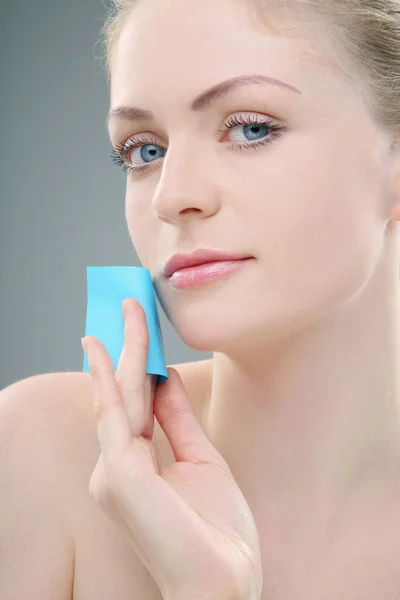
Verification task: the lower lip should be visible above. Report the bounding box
[168,258,254,289]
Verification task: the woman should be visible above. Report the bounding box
[2,0,400,598]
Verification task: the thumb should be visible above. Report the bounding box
[154,367,227,469]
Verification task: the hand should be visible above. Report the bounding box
[82,297,263,600]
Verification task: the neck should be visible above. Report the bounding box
[203,260,400,551]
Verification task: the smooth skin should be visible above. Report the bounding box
[108,0,400,593]
[82,297,263,600]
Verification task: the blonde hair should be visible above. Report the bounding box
[100,0,400,141]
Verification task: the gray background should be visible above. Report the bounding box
[0,0,211,392]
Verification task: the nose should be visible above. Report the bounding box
[156,206,206,225]
[152,146,221,223]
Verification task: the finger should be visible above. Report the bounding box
[142,374,157,439]
[115,298,153,439]
[83,335,132,465]
[154,367,228,469]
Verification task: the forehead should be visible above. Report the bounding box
[108,0,358,129]
[110,0,330,91]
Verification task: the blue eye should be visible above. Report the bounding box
[110,113,286,177]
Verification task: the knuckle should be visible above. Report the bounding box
[89,468,120,505]
[116,373,145,397]
[89,360,101,378]
[125,382,146,396]
[123,329,148,355]
[164,407,190,429]
[89,478,109,505]
[88,459,113,503]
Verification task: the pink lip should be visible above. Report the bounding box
[163,249,253,277]
[168,258,254,289]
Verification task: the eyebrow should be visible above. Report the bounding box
[106,74,301,130]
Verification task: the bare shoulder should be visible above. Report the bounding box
[0,373,79,599]
[0,356,212,443]
[0,358,213,477]
[0,361,213,599]
[0,371,96,471]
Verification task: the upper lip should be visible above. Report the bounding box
[163,249,253,277]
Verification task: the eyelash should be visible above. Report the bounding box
[110,113,287,177]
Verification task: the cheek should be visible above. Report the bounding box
[125,196,154,267]
[250,127,386,316]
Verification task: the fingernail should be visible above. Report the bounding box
[81,336,87,354]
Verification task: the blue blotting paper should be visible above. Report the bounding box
[82,266,168,384]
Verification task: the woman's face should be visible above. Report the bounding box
[107,0,397,354]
